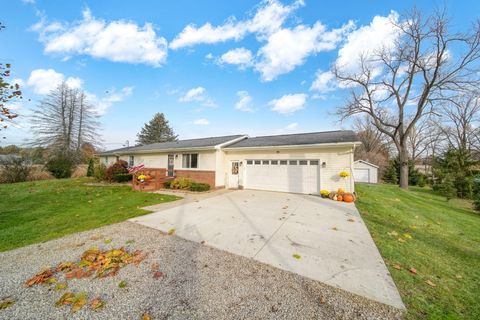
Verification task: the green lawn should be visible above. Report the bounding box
[0,178,180,252]
[355,183,480,320]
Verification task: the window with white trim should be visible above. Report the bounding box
[129,156,134,166]
[182,154,198,168]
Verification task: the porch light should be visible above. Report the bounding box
[322,161,326,167]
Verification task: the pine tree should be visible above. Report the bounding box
[136,113,178,145]
[86,159,94,177]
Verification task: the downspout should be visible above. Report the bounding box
[351,144,356,193]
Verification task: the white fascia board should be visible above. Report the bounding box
[215,135,249,149]
[224,141,360,152]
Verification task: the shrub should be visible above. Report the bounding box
[170,177,193,189]
[113,173,133,183]
[86,159,94,177]
[94,163,107,181]
[0,155,32,183]
[163,180,172,189]
[189,182,210,192]
[105,160,129,181]
[27,166,54,181]
[437,175,457,201]
[72,165,88,178]
[46,155,75,179]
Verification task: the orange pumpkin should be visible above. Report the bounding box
[337,195,343,201]
[343,193,355,203]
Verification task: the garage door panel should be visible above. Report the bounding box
[354,168,369,183]
[245,160,319,194]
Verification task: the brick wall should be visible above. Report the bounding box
[175,170,216,187]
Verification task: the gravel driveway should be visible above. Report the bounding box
[0,222,403,319]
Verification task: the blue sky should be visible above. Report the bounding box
[2,0,479,149]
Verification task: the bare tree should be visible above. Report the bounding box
[334,8,480,188]
[439,92,480,154]
[30,83,100,160]
[352,115,391,168]
[407,117,440,162]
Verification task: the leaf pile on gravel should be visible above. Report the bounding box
[0,298,15,310]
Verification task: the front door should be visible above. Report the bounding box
[228,161,240,189]
[167,154,174,176]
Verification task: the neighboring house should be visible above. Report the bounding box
[98,130,360,194]
[353,160,378,184]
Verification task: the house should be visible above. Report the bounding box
[98,130,360,194]
[353,160,379,184]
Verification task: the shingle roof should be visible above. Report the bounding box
[224,130,359,148]
[98,135,245,155]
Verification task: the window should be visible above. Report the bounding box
[182,154,198,168]
[129,156,134,166]
[299,160,308,165]
[254,160,261,165]
[271,160,278,165]
[280,160,288,165]
[116,156,119,162]
[246,160,253,165]
[289,160,298,165]
[310,160,319,165]
[104,156,108,165]
[262,160,269,165]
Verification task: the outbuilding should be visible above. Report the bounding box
[353,160,378,184]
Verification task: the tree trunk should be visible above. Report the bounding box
[399,146,409,189]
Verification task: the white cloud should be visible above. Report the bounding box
[26,68,132,114]
[179,86,216,107]
[269,93,307,114]
[86,87,134,115]
[285,122,298,130]
[219,48,253,69]
[336,11,400,74]
[170,0,303,49]
[235,91,253,112]
[27,68,75,94]
[32,8,168,66]
[256,21,354,81]
[310,70,336,93]
[193,118,210,125]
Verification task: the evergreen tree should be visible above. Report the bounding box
[136,113,177,145]
[86,159,94,177]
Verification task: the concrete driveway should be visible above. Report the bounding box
[130,190,404,310]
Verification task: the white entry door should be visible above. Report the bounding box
[244,159,320,194]
[228,160,240,189]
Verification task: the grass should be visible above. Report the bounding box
[0,178,180,252]
[355,183,480,320]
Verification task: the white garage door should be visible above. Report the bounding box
[244,159,320,194]
[354,168,369,183]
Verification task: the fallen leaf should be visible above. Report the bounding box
[425,280,436,287]
[118,280,127,288]
[126,239,135,244]
[103,239,112,244]
[455,274,463,279]
[319,296,326,304]
[0,298,14,310]
[54,283,68,291]
[347,218,355,222]
[331,227,338,231]
[90,297,105,310]
[409,267,417,274]
[25,269,55,287]
[167,228,175,235]
[142,312,152,320]
[71,292,88,312]
[397,238,406,243]
[200,240,206,245]
[55,292,75,306]
[403,233,412,239]
[292,254,301,260]
[393,264,402,270]
[387,231,399,237]
[153,271,164,279]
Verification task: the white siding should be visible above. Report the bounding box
[223,146,355,193]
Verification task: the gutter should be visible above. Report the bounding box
[98,146,216,156]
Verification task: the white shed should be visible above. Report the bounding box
[354,160,379,183]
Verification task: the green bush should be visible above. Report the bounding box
[170,177,193,189]
[437,175,457,201]
[163,180,172,189]
[93,163,106,181]
[189,182,210,192]
[46,155,75,179]
[113,173,132,183]
[86,159,94,177]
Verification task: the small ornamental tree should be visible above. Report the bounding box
[86,159,94,177]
